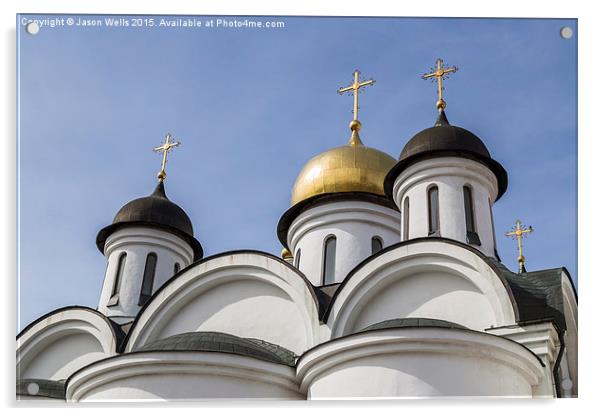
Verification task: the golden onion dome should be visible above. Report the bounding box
[291,124,396,206]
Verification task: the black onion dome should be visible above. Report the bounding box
[384,111,508,201]
[96,182,203,260]
[400,111,492,160]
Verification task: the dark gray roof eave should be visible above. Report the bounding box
[135,331,297,367]
[16,378,66,400]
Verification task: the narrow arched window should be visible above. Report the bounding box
[322,236,337,285]
[108,252,126,305]
[139,252,157,306]
[463,186,476,233]
[173,262,181,275]
[294,249,301,268]
[371,236,383,254]
[403,197,410,241]
[489,197,497,255]
[428,186,440,236]
[464,186,481,245]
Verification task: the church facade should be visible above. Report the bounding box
[16,63,577,401]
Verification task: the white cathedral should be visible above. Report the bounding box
[16,63,577,401]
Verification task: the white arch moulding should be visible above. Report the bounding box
[296,327,544,398]
[17,306,121,380]
[327,239,518,338]
[124,251,321,355]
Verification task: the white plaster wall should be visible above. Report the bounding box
[348,270,497,333]
[297,328,543,398]
[77,373,301,401]
[307,352,532,398]
[98,227,194,322]
[67,352,302,401]
[392,157,499,257]
[19,333,106,380]
[287,200,399,285]
[155,278,308,355]
[486,322,560,397]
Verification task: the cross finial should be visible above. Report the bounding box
[422,58,458,112]
[505,219,534,274]
[153,133,181,182]
[337,70,375,137]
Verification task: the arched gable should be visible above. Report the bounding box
[326,239,518,338]
[17,306,122,380]
[124,251,320,355]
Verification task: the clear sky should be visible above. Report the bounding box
[16,14,577,330]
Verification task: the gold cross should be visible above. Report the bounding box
[422,58,458,112]
[153,133,181,182]
[337,70,375,131]
[505,219,534,274]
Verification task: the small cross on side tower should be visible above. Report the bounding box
[505,219,534,274]
[153,133,181,182]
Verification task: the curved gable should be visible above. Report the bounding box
[124,251,320,355]
[327,239,518,338]
[17,307,122,380]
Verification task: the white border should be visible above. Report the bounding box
[2,0,595,415]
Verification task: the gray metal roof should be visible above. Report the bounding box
[244,337,297,366]
[135,331,297,366]
[490,260,568,330]
[361,317,468,332]
[16,378,65,400]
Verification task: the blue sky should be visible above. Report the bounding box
[17,15,577,330]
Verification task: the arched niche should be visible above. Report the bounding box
[327,239,517,338]
[124,251,321,355]
[17,307,121,380]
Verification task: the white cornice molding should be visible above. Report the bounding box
[288,200,399,250]
[392,157,499,205]
[66,351,300,401]
[296,327,544,395]
[486,322,561,366]
[104,227,193,262]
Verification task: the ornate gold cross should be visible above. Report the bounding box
[505,219,534,274]
[153,133,181,182]
[337,70,375,132]
[422,58,458,112]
